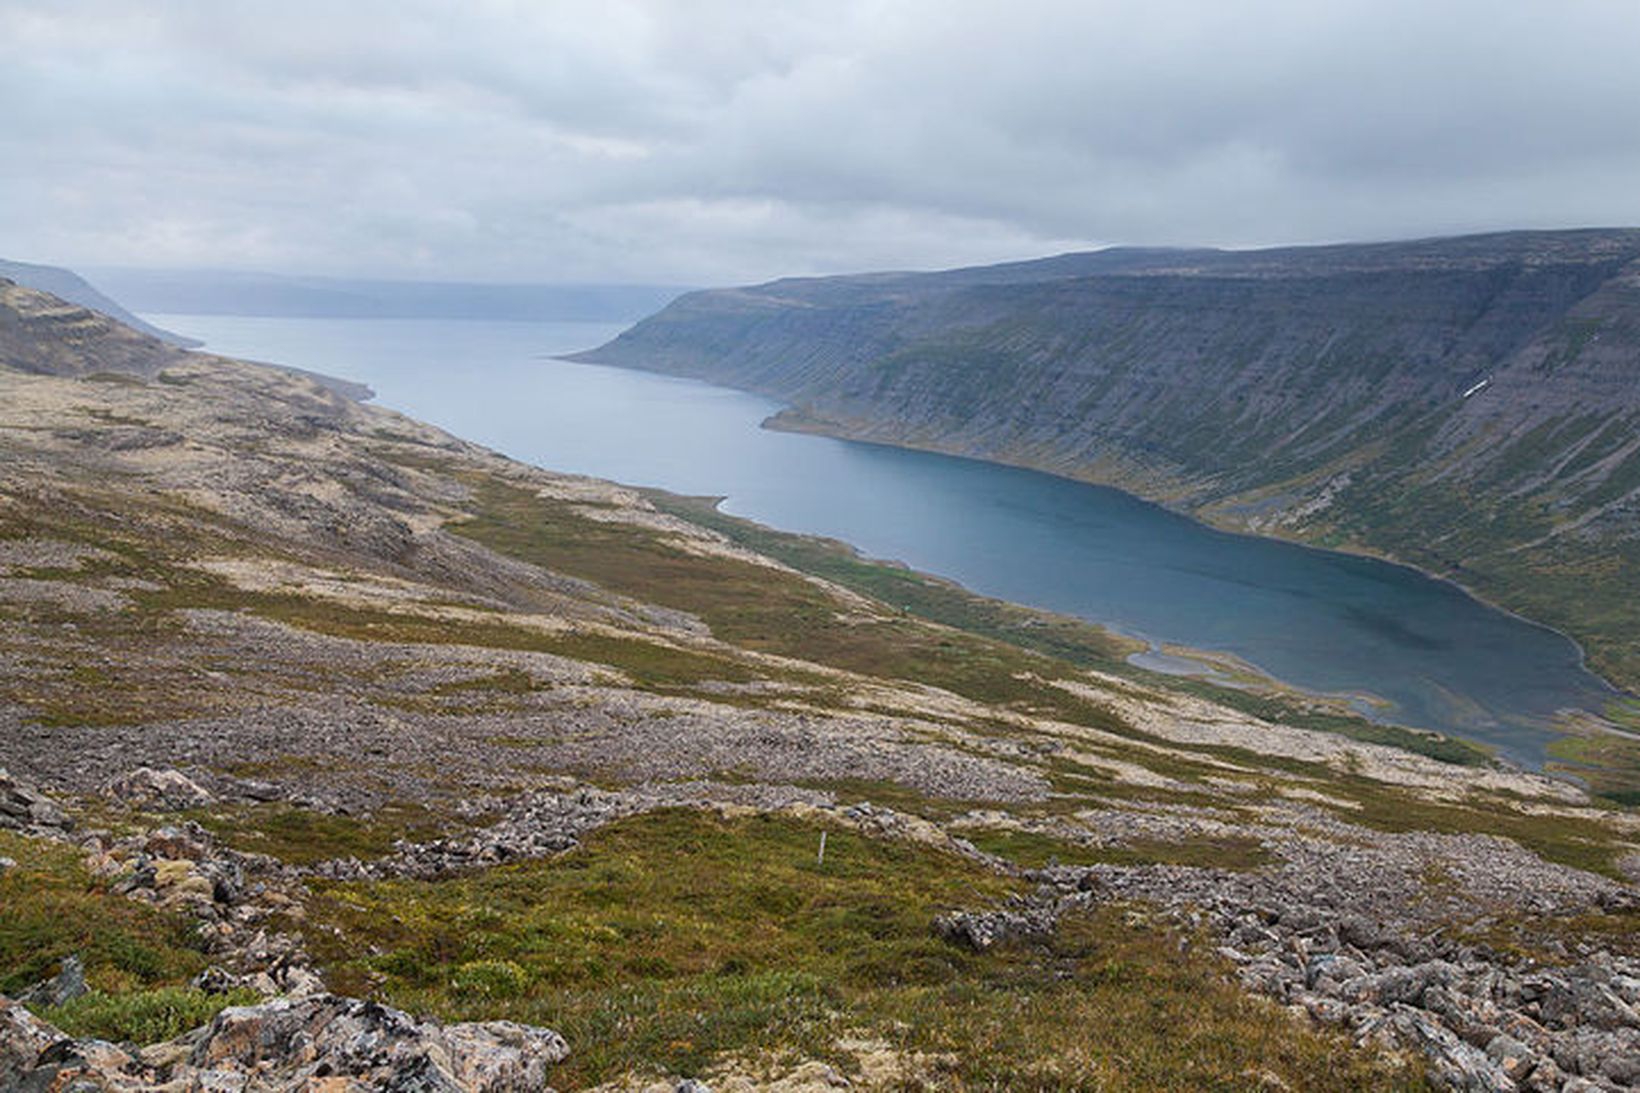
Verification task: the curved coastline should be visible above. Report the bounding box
[758,407,1629,711]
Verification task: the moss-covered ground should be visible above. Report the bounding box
[0,829,250,1042]
[306,809,1425,1089]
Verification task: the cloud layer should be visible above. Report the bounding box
[4,0,1640,284]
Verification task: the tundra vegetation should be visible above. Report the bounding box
[0,275,1636,1089]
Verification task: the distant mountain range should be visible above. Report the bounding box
[83,268,688,324]
[578,229,1640,695]
[0,258,199,346]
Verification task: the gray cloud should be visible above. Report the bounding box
[3,0,1639,284]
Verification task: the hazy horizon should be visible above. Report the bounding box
[7,1,1640,286]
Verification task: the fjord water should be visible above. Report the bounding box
[156,313,1615,766]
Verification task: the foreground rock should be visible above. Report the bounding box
[13,954,87,1010]
[1005,861,1640,1093]
[104,766,214,811]
[0,768,72,835]
[0,991,569,1091]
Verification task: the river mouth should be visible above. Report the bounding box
[148,311,1619,768]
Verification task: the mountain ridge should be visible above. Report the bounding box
[0,276,374,401]
[575,228,1640,693]
[84,267,688,324]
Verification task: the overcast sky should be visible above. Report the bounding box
[4,0,1640,286]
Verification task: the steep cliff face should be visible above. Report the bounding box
[577,230,1640,690]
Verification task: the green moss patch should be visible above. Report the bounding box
[305,809,1419,1089]
[1548,729,1640,807]
[0,830,209,1002]
[184,803,452,867]
[42,985,259,1044]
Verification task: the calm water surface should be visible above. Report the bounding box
[153,313,1617,766]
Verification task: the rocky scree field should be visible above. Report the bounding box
[0,277,1638,1090]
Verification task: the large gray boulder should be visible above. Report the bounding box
[104,766,214,811]
[0,769,72,835]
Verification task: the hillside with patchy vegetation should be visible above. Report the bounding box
[1,278,1638,1090]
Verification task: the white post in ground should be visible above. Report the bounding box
[817,830,827,866]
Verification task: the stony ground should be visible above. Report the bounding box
[2,279,1638,1090]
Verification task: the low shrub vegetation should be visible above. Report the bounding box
[0,829,254,1044]
[306,809,1423,1089]
[42,985,259,1044]
[0,831,208,999]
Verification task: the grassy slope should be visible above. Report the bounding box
[0,830,255,1043]
[307,809,1426,1090]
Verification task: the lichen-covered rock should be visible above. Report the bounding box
[1,996,64,1089]
[933,906,1054,951]
[1387,1005,1514,1092]
[189,994,569,1090]
[0,991,569,1091]
[104,766,214,810]
[15,953,87,1009]
[445,1019,571,1090]
[0,768,72,834]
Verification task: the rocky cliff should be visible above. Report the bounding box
[577,230,1640,691]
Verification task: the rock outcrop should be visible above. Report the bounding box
[0,768,73,835]
[0,991,569,1091]
[996,859,1640,1092]
[104,766,214,811]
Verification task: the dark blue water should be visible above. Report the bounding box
[152,313,1616,765]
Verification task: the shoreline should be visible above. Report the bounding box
[761,407,1632,711]
[678,490,1521,771]
[166,325,1622,769]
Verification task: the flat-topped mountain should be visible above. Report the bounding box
[577,229,1640,692]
